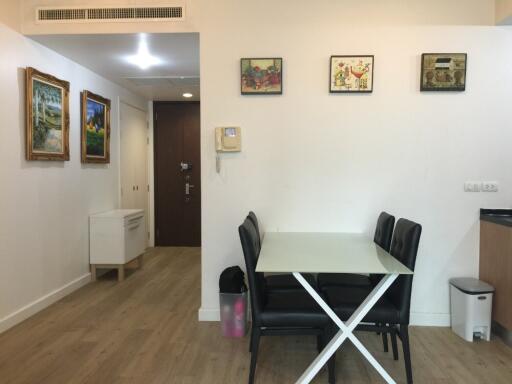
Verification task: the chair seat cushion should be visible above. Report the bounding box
[324,286,400,324]
[318,273,371,289]
[259,290,329,327]
[265,273,317,291]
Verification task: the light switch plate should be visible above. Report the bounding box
[464,182,481,192]
[482,181,498,192]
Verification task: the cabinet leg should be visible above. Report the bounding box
[118,266,125,282]
[91,265,97,282]
[138,255,144,269]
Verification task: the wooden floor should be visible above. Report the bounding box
[1,247,512,384]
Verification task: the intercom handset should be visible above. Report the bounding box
[215,127,241,173]
[215,127,241,152]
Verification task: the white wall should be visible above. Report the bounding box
[197,1,512,325]
[19,0,495,35]
[0,0,20,31]
[497,0,512,24]
[0,22,147,332]
[4,0,511,327]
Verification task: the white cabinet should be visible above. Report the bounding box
[90,209,146,281]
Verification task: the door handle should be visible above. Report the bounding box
[180,161,192,172]
[185,183,195,195]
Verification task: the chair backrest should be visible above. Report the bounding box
[247,211,261,252]
[369,212,395,285]
[373,212,395,252]
[239,218,266,319]
[386,218,422,324]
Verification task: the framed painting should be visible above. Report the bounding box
[25,67,70,161]
[241,58,282,95]
[81,90,111,163]
[330,55,374,93]
[420,53,467,91]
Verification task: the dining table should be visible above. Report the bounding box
[256,232,413,384]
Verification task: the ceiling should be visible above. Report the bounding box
[30,33,200,101]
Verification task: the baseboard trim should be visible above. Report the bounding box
[0,273,91,334]
[198,308,450,326]
[492,321,512,346]
[198,307,220,321]
[410,312,450,327]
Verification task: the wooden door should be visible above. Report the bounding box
[120,102,149,241]
[154,102,201,247]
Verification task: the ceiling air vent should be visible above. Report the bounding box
[36,6,184,23]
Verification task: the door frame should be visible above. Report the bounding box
[153,101,201,247]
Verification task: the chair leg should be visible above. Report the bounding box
[316,334,323,353]
[249,325,254,353]
[400,325,413,384]
[381,330,389,353]
[249,327,261,384]
[328,353,336,384]
[324,326,336,384]
[391,328,399,361]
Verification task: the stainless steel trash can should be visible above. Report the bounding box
[450,277,494,342]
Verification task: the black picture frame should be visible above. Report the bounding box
[329,55,374,93]
[420,53,467,92]
[241,58,283,95]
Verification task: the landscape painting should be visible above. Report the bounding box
[420,53,467,91]
[26,67,70,161]
[330,56,374,93]
[81,90,111,163]
[241,58,282,95]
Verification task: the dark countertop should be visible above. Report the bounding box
[480,209,512,227]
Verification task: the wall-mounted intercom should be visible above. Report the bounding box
[215,127,241,152]
[215,127,241,173]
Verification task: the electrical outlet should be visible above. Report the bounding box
[464,182,481,192]
[482,181,498,192]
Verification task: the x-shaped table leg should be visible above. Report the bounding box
[293,272,399,384]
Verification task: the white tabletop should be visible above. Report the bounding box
[256,232,413,275]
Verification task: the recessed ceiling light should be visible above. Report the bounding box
[125,34,162,70]
[183,93,193,98]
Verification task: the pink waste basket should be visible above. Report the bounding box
[219,291,248,338]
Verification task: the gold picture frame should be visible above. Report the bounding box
[26,67,70,161]
[81,90,111,164]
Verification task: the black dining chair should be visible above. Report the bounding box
[239,218,332,384]
[247,211,317,291]
[317,211,395,289]
[323,218,422,384]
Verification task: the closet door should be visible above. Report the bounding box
[120,102,149,241]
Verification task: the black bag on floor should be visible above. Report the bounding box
[219,266,247,293]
